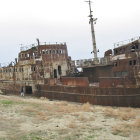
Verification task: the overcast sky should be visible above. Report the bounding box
[0,0,140,65]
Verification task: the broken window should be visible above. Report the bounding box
[133,60,136,65]
[49,50,52,54]
[131,44,137,52]
[34,67,36,71]
[22,54,25,58]
[54,69,57,78]
[31,66,36,72]
[59,50,62,54]
[131,43,139,52]
[46,50,48,54]
[34,51,38,57]
[42,50,45,54]
[52,50,55,54]
[58,65,62,75]
[129,60,132,65]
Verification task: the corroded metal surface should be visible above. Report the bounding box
[0,38,140,107]
[36,85,140,107]
[0,43,72,88]
[62,77,89,87]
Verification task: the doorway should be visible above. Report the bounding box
[25,86,32,94]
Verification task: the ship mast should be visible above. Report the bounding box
[86,0,98,60]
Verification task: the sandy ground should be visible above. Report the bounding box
[0,94,140,140]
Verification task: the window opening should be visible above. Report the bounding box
[52,50,55,54]
[114,62,117,67]
[54,69,57,78]
[131,44,136,52]
[133,60,136,65]
[58,65,62,75]
[129,61,132,65]
[42,50,45,54]
[49,50,52,54]
[46,50,48,54]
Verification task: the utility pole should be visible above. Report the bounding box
[85,0,98,60]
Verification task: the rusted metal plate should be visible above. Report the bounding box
[61,77,89,87]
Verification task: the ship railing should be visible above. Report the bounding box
[0,62,11,68]
[73,56,113,68]
[114,36,140,48]
[20,42,66,51]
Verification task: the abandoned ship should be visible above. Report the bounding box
[0,36,140,107]
[0,0,140,107]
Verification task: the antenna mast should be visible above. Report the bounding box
[85,0,98,60]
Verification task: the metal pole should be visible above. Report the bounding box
[86,0,98,60]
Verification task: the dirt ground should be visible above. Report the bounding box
[0,94,140,140]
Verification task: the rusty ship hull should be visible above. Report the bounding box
[0,38,140,107]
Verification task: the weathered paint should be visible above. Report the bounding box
[62,77,89,87]
[0,43,72,86]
